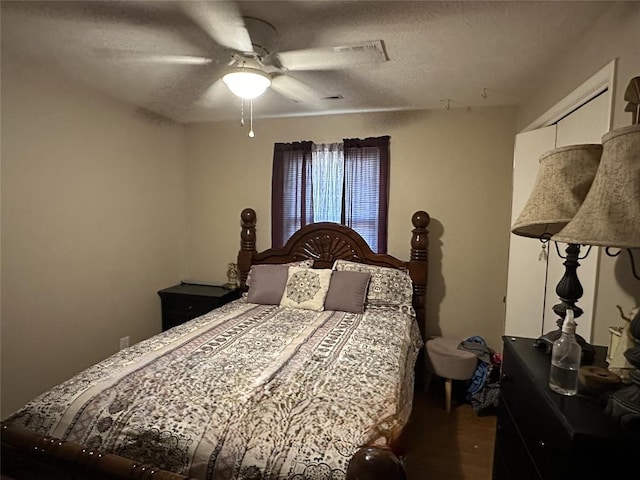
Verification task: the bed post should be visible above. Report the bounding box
[409,210,430,340]
[409,210,430,395]
[346,446,407,480]
[238,208,257,289]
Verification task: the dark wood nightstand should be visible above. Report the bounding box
[493,336,637,480]
[157,283,241,331]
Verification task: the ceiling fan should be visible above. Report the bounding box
[83,1,390,117]
[180,1,388,100]
[3,0,389,131]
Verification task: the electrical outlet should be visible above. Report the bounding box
[119,336,130,350]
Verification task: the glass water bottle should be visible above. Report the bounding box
[549,309,581,395]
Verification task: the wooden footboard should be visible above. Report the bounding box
[2,425,407,480]
[1,424,190,480]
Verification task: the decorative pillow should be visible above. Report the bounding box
[246,264,289,304]
[324,271,371,313]
[332,259,413,307]
[280,267,332,311]
[245,259,313,288]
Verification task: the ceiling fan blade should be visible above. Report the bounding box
[180,1,253,54]
[144,61,226,121]
[93,48,213,65]
[273,40,389,71]
[270,75,322,104]
[196,78,230,106]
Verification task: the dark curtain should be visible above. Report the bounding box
[272,136,390,252]
[271,141,313,247]
[343,136,390,253]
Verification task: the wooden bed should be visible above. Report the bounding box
[1,208,430,480]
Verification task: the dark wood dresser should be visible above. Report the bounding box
[493,336,637,480]
[157,283,241,331]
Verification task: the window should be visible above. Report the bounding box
[272,136,390,253]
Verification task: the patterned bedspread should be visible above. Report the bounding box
[4,299,422,480]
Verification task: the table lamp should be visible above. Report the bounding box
[511,143,602,363]
[552,121,639,428]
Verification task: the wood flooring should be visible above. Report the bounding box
[401,378,497,480]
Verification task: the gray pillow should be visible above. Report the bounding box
[332,259,413,307]
[245,259,313,288]
[246,264,289,304]
[324,271,371,313]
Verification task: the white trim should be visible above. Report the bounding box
[522,58,617,132]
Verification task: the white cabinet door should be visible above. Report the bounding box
[505,92,610,340]
[544,92,610,340]
[504,126,556,338]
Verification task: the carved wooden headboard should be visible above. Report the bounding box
[236,208,430,340]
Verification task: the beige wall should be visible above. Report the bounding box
[0,57,186,418]
[517,1,640,345]
[518,2,639,132]
[184,107,517,352]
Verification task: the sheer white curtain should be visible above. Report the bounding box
[311,143,344,223]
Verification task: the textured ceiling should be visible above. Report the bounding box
[1,1,614,123]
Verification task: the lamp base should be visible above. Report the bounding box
[534,329,596,365]
[533,242,597,364]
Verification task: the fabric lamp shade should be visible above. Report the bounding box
[511,144,603,238]
[553,124,640,249]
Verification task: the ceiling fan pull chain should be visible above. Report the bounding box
[248,99,255,138]
[240,99,245,127]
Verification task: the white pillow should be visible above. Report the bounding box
[280,267,332,311]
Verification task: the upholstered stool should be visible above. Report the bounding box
[425,337,478,412]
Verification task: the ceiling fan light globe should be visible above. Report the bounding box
[223,69,271,99]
